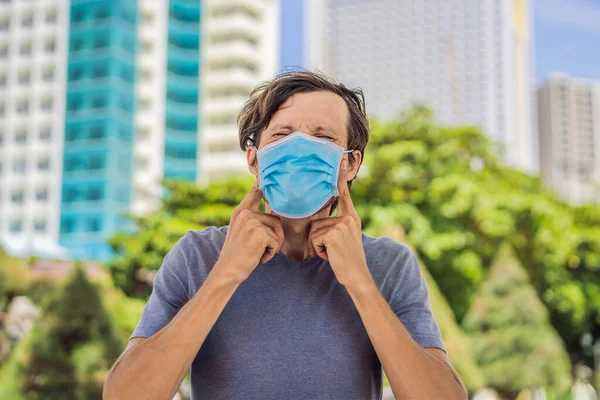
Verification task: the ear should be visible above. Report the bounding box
[246,146,258,177]
[341,150,361,181]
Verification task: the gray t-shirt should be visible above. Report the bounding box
[131,226,445,400]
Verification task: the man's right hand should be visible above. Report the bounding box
[212,181,285,284]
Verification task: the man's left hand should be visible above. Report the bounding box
[308,160,372,289]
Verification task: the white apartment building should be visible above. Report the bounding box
[309,0,536,173]
[0,0,70,258]
[199,0,279,182]
[537,74,600,204]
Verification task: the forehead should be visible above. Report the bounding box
[267,91,350,137]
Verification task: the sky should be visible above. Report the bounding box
[534,0,600,81]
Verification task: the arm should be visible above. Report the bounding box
[104,181,284,400]
[103,268,242,400]
[345,278,467,400]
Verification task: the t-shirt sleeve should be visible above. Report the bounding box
[388,245,446,353]
[130,234,191,340]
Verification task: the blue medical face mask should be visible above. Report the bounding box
[256,131,354,219]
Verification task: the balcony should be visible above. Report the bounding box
[202,151,249,180]
[205,13,260,40]
[204,67,257,91]
[203,95,247,116]
[205,0,263,17]
[203,125,240,149]
[205,40,260,66]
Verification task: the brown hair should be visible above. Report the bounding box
[238,71,369,193]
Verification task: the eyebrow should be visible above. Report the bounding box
[268,124,339,137]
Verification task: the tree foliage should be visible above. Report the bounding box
[462,243,571,396]
[353,106,600,363]
[10,265,122,399]
[109,177,254,298]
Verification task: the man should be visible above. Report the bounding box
[103,72,467,400]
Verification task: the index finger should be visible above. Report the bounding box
[337,161,356,217]
[237,179,262,212]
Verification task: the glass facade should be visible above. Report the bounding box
[60,0,138,262]
[164,0,201,181]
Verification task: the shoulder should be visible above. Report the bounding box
[361,232,422,290]
[160,226,229,296]
[361,232,415,266]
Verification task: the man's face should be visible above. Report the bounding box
[246,90,360,219]
[257,91,350,150]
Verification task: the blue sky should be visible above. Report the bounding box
[534,0,600,81]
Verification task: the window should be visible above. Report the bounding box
[21,13,33,28]
[69,67,83,81]
[41,96,53,111]
[0,44,8,58]
[39,126,51,141]
[88,217,102,232]
[138,98,150,110]
[92,65,107,79]
[141,40,153,52]
[42,66,54,81]
[61,218,75,233]
[36,187,48,201]
[15,129,27,143]
[89,126,105,139]
[19,41,32,56]
[72,9,84,23]
[68,98,81,111]
[88,155,104,169]
[44,38,55,53]
[9,220,22,233]
[66,127,79,141]
[0,103,4,116]
[95,7,109,19]
[88,187,103,200]
[18,70,30,85]
[11,189,24,203]
[0,17,9,31]
[92,96,106,108]
[71,38,83,52]
[0,72,6,87]
[38,158,50,171]
[12,159,25,174]
[63,188,78,202]
[93,36,108,49]
[34,219,46,232]
[45,8,57,23]
[0,131,3,145]
[139,68,152,81]
[142,11,154,23]
[16,99,29,114]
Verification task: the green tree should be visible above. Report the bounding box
[462,243,571,396]
[13,264,122,399]
[109,177,253,298]
[353,106,600,363]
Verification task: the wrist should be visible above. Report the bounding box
[208,262,246,287]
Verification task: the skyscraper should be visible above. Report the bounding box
[60,0,139,261]
[537,74,600,204]
[286,0,536,173]
[0,0,70,259]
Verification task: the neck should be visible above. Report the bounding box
[274,207,332,263]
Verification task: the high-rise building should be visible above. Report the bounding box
[59,0,139,261]
[0,0,279,262]
[537,74,600,204]
[285,0,536,173]
[0,0,70,259]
